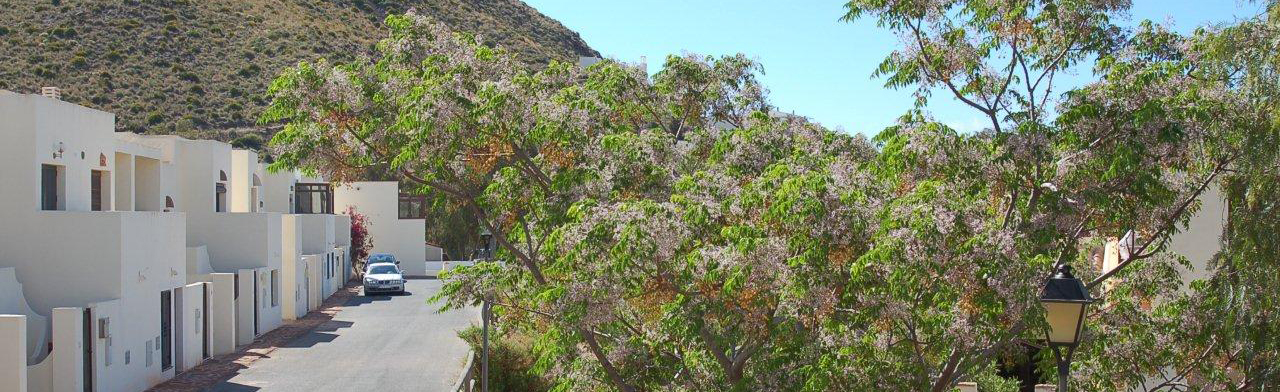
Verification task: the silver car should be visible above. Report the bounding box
[363,263,405,295]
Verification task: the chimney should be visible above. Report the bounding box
[41,87,61,100]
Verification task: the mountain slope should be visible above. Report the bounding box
[0,0,598,135]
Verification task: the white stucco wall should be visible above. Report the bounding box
[304,255,323,312]
[282,255,309,320]
[334,182,427,275]
[186,212,283,272]
[0,91,116,213]
[26,307,85,392]
[297,214,337,255]
[235,270,256,346]
[0,210,186,392]
[189,273,236,356]
[1168,185,1228,287]
[230,150,263,213]
[0,315,26,392]
[177,283,206,372]
[260,167,299,214]
[0,268,47,365]
[256,267,282,334]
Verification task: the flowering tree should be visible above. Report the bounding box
[346,206,373,267]
[843,0,1280,390]
[261,5,1278,391]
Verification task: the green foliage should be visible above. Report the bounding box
[230,133,265,151]
[263,3,1280,391]
[458,326,555,392]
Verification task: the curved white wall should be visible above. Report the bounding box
[0,268,47,365]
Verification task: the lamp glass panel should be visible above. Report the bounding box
[1044,301,1085,344]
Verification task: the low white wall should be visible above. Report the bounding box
[0,268,46,365]
[255,267,283,335]
[27,307,84,392]
[426,245,443,261]
[282,254,308,321]
[425,260,477,277]
[0,315,25,392]
[235,270,255,346]
[190,273,235,356]
[186,211,283,273]
[178,283,205,372]
[304,256,323,311]
[297,214,336,255]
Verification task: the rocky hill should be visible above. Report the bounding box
[0,0,598,137]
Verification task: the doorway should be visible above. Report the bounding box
[160,290,172,371]
[202,283,210,359]
[81,308,93,392]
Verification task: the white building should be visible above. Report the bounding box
[334,182,439,276]
[0,90,352,392]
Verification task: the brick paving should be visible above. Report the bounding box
[147,283,361,392]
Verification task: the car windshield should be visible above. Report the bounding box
[369,254,395,263]
[368,265,399,275]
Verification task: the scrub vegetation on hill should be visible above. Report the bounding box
[0,0,598,137]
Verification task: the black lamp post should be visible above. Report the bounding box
[1040,264,1093,392]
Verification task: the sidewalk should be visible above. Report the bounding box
[147,283,361,392]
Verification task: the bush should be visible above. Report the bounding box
[457,326,553,392]
[230,133,263,150]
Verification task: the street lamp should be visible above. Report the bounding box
[1040,264,1093,392]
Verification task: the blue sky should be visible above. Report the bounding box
[524,1,1266,136]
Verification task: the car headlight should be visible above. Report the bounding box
[364,277,376,283]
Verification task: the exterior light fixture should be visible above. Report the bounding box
[1040,264,1093,392]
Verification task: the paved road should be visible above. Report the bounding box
[210,279,479,392]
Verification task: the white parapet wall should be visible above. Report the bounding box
[0,315,26,392]
[256,267,282,335]
[235,269,256,346]
[426,260,477,277]
[189,273,236,356]
[26,307,84,392]
[177,283,206,372]
[0,268,46,366]
[304,255,323,312]
[282,252,308,321]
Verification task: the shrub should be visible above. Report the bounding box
[346,206,373,265]
[457,326,552,392]
[230,133,263,150]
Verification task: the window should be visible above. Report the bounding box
[295,183,333,214]
[398,193,428,219]
[215,183,227,212]
[271,270,280,307]
[41,164,64,210]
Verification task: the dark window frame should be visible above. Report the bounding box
[398,193,428,219]
[295,183,333,214]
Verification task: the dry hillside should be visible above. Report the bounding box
[0,0,598,136]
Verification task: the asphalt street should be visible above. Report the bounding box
[209,279,480,392]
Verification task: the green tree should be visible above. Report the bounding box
[262,5,1279,390]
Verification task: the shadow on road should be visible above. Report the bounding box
[206,381,262,391]
[279,320,355,348]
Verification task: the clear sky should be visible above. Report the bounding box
[523,1,1266,136]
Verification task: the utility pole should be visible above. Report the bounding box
[481,297,491,392]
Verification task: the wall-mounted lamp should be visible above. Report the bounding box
[52,142,64,159]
